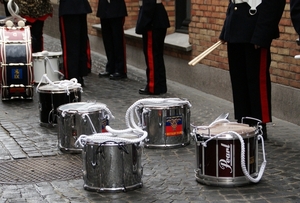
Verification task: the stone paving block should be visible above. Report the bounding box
[0,35,299,202]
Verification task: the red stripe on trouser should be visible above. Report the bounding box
[59,17,69,79]
[147,30,155,93]
[259,48,270,123]
[86,38,91,70]
[122,17,127,73]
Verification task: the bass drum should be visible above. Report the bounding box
[0,26,33,100]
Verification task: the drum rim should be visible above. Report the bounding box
[57,102,107,113]
[32,51,62,57]
[37,87,80,93]
[196,123,257,139]
[84,141,139,146]
[37,83,81,93]
[142,103,188,109]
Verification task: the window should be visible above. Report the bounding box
[175,0,191,33]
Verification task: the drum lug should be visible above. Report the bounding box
[192,133,204,146]
[118,144,129,154]
[39,102,42,111]
[72,129,77,138]
[91,145,98,168]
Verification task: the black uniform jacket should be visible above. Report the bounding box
[291,0,300,36]
[135,0,170,34]
[59,0,92,16]
[97,0,127,19]
[220,0,285,48]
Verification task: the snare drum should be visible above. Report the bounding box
[140,99,191,148]
[57,102,110,153]
[32,51,63,83]
[194,122,258,186]
[82,141,143,192]
[37,81,82,126]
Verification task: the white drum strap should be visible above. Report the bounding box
[61,105,115,134]
[36,74,83,95]
[233,0,261,15]
[5,0,26,25]
[75,126,148,148]
[125,98,192,130]
[246,0,261,15]
[44,57,64,78]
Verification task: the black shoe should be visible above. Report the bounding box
[261,123,268,140]
[139,88,160,95]
[78,77,85,87]
[98,71,111,77]
[109,72,127,80]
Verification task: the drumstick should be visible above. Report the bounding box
[188,41,222,66]
[189,41,222,66]
[189,43,218,65]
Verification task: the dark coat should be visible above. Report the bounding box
[59,0,92,16]
[291,0,300,36]
[135,0,170,34]
[220,0,286,48]
[96,0,128,19]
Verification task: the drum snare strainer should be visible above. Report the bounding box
[191,115,266,187]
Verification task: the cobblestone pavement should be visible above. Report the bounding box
[0,35,299,203]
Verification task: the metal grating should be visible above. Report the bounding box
[0,155,83,184]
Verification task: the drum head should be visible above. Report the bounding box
[33,51,62,58]
[37,81,81,93]
[57,102,106,113]
[143,100,188,110]
[197,122,256,139]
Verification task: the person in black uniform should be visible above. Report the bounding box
[291,0,300,37]
[1,0,52,53]
[0,0,9,17]
[97,0,128,80]
[219,0,286,140]
[136,0,170,95]
[59,0,92,86]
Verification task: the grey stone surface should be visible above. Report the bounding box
[0,35,299,202]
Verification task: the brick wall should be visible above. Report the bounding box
[87,0,175,32]
[86,0,300,90]
[1,0,299,90]
[187,0,300,89]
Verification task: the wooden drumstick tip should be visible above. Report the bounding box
[17,20,25,27]
[188,41,222,66]
[5,20,13,27]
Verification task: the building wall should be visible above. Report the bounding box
[188,0,300,89]
[1,1,300,125]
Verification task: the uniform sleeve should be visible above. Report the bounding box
[251,0,286,47]
[291,0,300,36]
[135,0,157,34]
